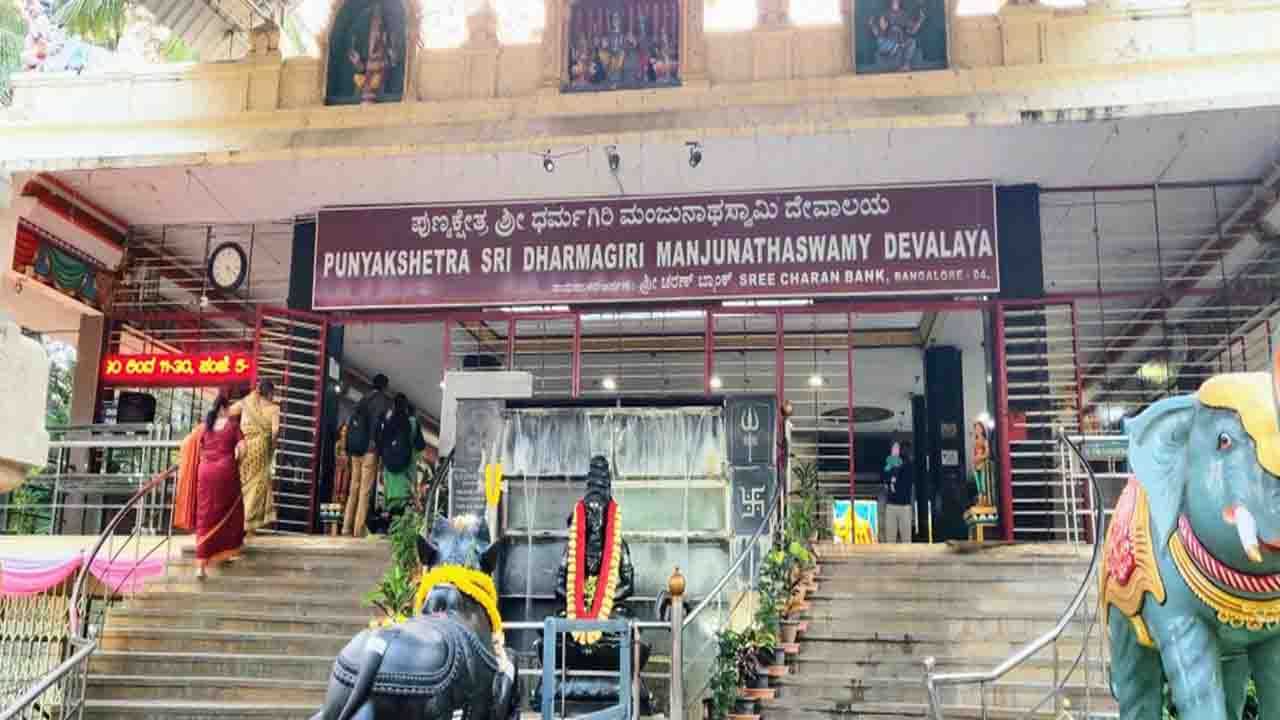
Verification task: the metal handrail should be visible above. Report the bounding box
[0,639,96,720]
[923,428,1106,718]
[683,474,785,629]
[68,464,178,638]
[1,460,176,720]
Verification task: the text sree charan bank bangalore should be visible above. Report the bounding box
[319,229,994,279]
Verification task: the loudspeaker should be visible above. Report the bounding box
[115,392,157,424]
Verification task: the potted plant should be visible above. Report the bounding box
[789,463,822,545]
[711,628,748,719]
[739,626,776,691]
[365,507,427,627]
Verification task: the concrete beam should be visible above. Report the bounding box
[6,52,1280,172]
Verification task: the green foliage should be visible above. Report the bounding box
[45,340,75,427]
[1,0,26,105]
[160,34,196,62]
[709,628,745,719]
[4,338,75,534]
[55,0,127,49]
[788,462,823,543]
[364,506,426,621]
[281,14,307,56]
[364,562,416,619]
[7,477,53,534]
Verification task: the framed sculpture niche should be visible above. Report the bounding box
[324,0,412,105]
[853,0,947,74]
[564,0,682,92]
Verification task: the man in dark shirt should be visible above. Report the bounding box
[884,443,915,543]
[343,373,392,537]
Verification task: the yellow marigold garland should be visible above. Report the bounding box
[565,502,623,645]
[408,564,504,635]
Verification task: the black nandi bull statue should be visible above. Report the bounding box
[312,515,519,720]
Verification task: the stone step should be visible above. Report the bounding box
[82,699,316,720]
[815,554,1092,570]
[757,699,1116,720]
[107,607,369,634]
[765,673,1112,708]
[99,627,351,656]
[787,635,1090,663]
[788,654,1109,683]
[89,650,335,682]
[802,592,1082,618]
[141,572,378,597]
[177,536,391,560]
[87,675,328,704]
[795,613,1086,642]
[812,574,1085,596]
[813,544,1091,564]
[124,590,371,616]
[164,555,388,582]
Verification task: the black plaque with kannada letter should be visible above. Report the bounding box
[449,399,502,518]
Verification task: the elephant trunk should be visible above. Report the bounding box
[338,633,389,720]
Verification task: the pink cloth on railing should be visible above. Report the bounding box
[0,552,166,596]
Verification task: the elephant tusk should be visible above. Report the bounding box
[1232,504,1264,564]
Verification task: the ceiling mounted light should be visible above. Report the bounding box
[808,374,824,388]
[687,141,703,168]
[709,375,723,390]
[542,151,555,173]
[601,376,618,391]
[605,145,621,174]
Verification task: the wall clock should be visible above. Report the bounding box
[207,242,248,292]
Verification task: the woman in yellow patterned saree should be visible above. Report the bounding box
[235,380,281,534]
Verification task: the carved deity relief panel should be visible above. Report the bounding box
[322,0,418,104]
[853,0,948,74]
[563,0,683,91]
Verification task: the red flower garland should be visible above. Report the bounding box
[572,499,619,620]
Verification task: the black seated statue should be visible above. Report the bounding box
[533,456,652,714]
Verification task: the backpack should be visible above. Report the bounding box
[382,415,413,473]
[346,395,374,456]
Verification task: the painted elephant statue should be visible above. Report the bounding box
[311,515,519,720]
[1104,360,1280,720]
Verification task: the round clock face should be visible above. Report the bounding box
[208,243,247,292]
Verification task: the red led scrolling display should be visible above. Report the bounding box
[100,352,255,387]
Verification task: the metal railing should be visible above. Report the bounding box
[0,440,180,720]
[1,424,180,536]
[680,456,788,719]
[923,429,1108,720]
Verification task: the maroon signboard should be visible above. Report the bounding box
[312,183,998,310]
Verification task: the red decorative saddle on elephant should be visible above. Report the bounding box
[1100,476,1167,647]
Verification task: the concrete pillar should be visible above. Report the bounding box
[63,314,106,534]
[70,314,104,426]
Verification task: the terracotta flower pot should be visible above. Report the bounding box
[780,622,800,644]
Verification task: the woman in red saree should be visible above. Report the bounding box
[194,393,246,578]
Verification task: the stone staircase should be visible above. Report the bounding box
[762,544,1115,720]
[85,536,387,720]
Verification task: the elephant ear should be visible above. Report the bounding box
[1123,394,1196,545]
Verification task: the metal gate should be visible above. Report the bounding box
[996,301,1083,541]
[253,306,328,533]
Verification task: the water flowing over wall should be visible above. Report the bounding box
[496,405,732,709]
[499,407,724,479]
